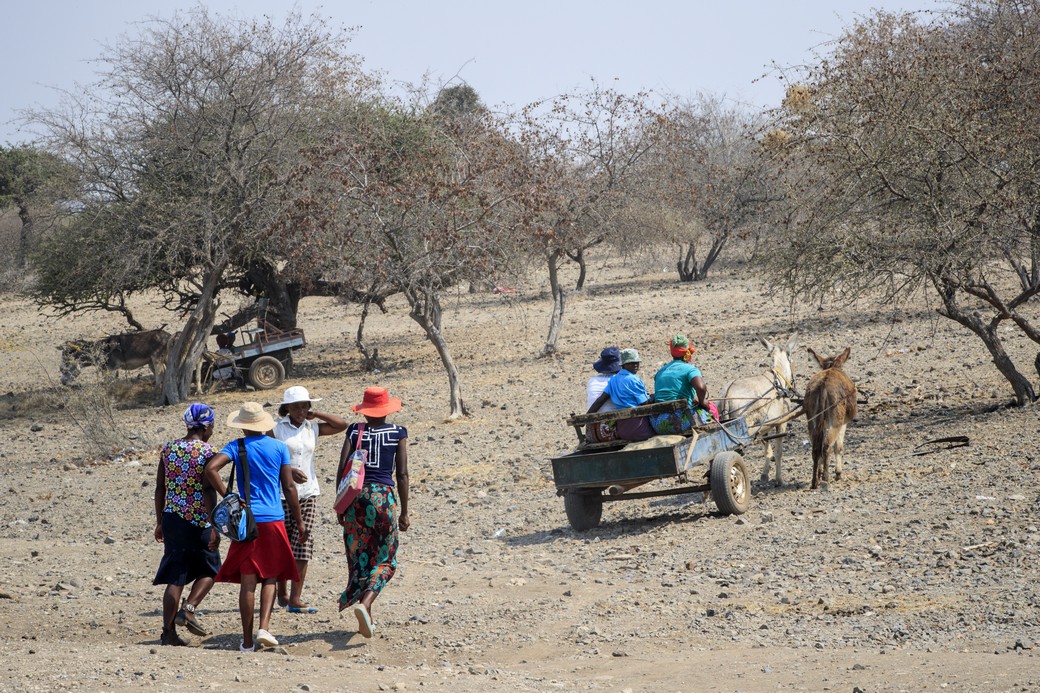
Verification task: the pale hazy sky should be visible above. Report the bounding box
[2,0,943,145]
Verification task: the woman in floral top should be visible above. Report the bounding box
[152,403,222,646]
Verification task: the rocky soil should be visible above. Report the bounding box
[0,261,1038,692]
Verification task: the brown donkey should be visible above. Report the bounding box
[803,347,857,489]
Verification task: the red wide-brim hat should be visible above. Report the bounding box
[352,387,402,417]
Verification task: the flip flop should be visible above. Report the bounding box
[276,596,289,608]
[287,605,319,614]
[352,603,374,638]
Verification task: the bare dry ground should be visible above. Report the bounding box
[0,260,1038,692]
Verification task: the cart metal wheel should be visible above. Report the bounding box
[710,451,751,516]
[247,355,285,390]
[563,491,603,531]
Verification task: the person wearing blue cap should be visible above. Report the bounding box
[152,403,222,646]
[585,346,621,442]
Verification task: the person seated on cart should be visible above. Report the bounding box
[587,348,654,442]
[585,346,621,443]
[649,334,716,435]
[212,333,236,381]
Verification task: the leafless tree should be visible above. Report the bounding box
[279,100,526,418]
[29,8,369,403]
[513,86,666,356]
[765,1,1040,405]
[639,94,774,281]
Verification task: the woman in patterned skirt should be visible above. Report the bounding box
[336,387,410,639]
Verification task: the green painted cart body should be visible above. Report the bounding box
[550,401,752,530]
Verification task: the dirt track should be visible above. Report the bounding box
[0,262,1038,692]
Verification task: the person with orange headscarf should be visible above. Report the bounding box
[649,334,714,434]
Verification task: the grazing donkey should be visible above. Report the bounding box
[803,346,857,489]
[718,334,799,486]
[59,328,172,387]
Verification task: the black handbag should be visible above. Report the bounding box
[211,439,259,542]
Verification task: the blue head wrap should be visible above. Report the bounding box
[183,403,215,429]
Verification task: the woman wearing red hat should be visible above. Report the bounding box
[335,386,410,639]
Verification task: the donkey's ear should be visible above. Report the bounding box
[807,347,823,367]
[759,336,772,351]
[833,347,851,368]
[785,333,799,353]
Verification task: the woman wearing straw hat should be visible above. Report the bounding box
[271,385,348,613]
[204,402,306,652]
[335,386,410,639]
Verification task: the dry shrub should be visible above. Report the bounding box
[62,371,136,455]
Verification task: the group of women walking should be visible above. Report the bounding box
[152,385,410,650]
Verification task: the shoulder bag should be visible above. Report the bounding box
[211,439,259,542]
[333,423,366,513]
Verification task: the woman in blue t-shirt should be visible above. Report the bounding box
[336,386,410,639]
[204,402,305,652]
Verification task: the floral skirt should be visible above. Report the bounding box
[338,483,399,610]
[650,404,718,435]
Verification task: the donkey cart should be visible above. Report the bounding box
[200,324,306,391]
[551,400,752,531]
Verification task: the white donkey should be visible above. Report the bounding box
[717,334,799,486]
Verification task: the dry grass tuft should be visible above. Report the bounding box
[762,128,793,150]
[783,84,814,114]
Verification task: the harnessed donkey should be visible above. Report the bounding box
[803,347,857,490]
[59,328,173,387]
[718,334,799,486]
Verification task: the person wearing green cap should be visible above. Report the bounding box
[649,334,712,434]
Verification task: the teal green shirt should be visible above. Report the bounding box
[653,360,702,406]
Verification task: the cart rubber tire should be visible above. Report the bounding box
[248,356,285,390]
[710,451,751,516]
[564,491,603,531]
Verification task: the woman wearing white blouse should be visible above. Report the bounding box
[270,386,347,612]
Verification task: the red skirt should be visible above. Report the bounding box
[215,521,300,583]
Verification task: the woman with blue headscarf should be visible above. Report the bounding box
[152,403,222,646]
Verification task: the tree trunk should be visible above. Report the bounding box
[16,204,32,269]
[975,327,1036,405]
[239,260,299,330]
[543,250,566,356]
[355,299,382,371]
[161,266,223,404]
[938,289,1036,406]
[677,244,696,282]
[695,231,729,281]
[572,248,588,290]
[405,288,468,419]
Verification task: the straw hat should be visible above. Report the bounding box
[351,387,402,417]
[280,385,322,405]
[226,401,276,433]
